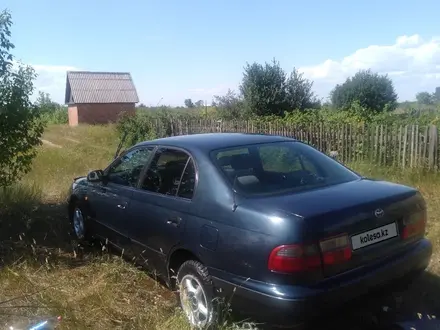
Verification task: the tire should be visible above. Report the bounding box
[69,201,91,243]
[177,260,219,329]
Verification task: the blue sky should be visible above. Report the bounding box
[4,0,440,106]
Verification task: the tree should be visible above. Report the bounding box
[285,68,321,110]
[36,91,60,113]
[240,59,288,116]
[434,87,440,103]
[213,89,245,120]
[194,100,204,108]
[35,91,68,124]
[416,91,434,105]
[184,98,195,108]
[330,69,398,114]
[0,9,44,187]
[239,59,320,116]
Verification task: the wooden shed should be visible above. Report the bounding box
[65,71,139,126]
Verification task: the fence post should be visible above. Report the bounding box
[428,125,438,169]
[155,119,159,137]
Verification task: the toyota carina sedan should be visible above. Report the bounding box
[67,133,432,328]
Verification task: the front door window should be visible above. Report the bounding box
[107,147,154,187]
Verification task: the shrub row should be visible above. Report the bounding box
[116,104,440,146]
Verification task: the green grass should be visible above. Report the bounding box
[0,124,440,329]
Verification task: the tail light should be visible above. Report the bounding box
[319,234,352,265]
[268,234,352,273]
[402,213,426,240]
[268,244,321,273]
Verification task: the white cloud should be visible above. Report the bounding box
[181,84,233,104]
[299,34,440,101]
[30,64,80,103]
[9,61,78,103]
[188,85,231,97]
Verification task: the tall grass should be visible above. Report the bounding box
[0,183,42,216]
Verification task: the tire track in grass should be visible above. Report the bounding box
[63,137,80,143]
[40,139,62,148]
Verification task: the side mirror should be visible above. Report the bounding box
[87,170,104,182]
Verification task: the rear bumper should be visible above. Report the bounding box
[211,238,433,327]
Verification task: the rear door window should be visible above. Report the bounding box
[176,159,196,199]
[140,148,196,199]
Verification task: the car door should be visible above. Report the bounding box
[124,147,197,276]
[87,146,155,249]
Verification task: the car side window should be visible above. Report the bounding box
[177,159,196,199]
[141,148,191,197]
[107,147,154,187]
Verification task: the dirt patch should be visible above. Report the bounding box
[41,139,62,148]
[63,137,80,143]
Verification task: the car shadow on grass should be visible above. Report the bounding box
[0,202,101,269]
[0,201,179,329]
[223,269,440,329]
[297,271,440,330]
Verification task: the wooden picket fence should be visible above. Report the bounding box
[156,119,440,170]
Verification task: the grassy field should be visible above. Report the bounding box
[0,124,440,329]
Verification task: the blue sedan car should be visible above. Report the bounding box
[67,133,432,328]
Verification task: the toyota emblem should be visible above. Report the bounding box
[374,208,384,218]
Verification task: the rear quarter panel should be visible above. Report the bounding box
[185,201,302,282]
[184,150,302,283]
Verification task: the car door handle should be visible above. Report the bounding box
[117,202,127,210]
[166,216,182,227]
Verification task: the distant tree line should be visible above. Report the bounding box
[183,99,205,108]
[415,87,440,105]
[183,59,404,121]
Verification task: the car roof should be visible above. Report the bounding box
[136,133,296,152]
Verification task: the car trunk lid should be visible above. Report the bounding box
[253,178,426,277]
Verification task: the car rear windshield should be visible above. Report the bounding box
[212,141,360,196]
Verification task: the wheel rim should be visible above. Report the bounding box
[73,208,85,240]
[179,274,210,327]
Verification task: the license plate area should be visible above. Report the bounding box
[351,222,398,251]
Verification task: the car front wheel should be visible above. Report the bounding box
[177,260,218,329]
[70,202,90,242]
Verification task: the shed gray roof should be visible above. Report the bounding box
[64,71,139,104]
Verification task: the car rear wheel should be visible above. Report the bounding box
[177,260,218,329]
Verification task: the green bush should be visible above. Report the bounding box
[0,9,45,187]
[36,91,68,124]
[330,69,398,114]
[39,107,68,124]
[118,102,440,151]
